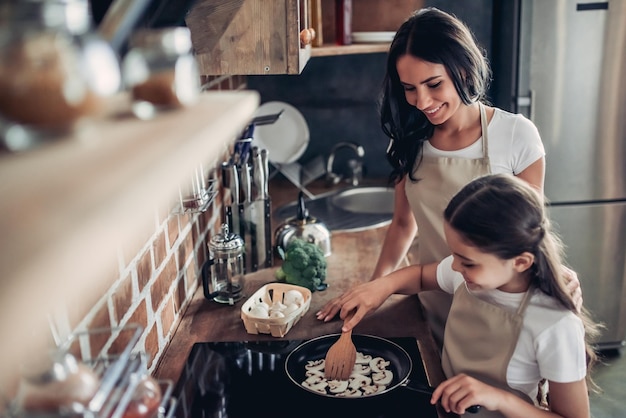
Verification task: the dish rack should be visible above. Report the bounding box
[241,283,312,337]
[6,324,176,418]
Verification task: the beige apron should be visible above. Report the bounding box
[405,103,492,349]
[442,284,535,417]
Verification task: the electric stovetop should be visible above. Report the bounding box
[171,337,439,418]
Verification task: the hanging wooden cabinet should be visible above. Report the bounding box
[186,0,312,75]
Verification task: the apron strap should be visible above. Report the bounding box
[479,102,489,157]
[516,286,534,315]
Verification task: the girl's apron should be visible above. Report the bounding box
[441,284,535,417]
[405,103,491,349]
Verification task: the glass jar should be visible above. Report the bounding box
[0,0,121,150]
[122,27,200,120]
[13,352,100,414]
[122,374,162,418]
[203,223,246,305]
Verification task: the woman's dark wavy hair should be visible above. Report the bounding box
[444,174,602,388]
[379,7,492,184]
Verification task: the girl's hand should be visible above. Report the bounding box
[316,280,391,331]
[315,295,342,323]
[431,373,505,415]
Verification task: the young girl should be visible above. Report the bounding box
[316,7,583,346]
[325,174,600,418]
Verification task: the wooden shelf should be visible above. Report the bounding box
[311,42,390,57]
[0,91,259,373]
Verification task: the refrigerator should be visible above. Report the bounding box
[514,0,626,350]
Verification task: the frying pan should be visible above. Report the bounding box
[285,334,480,413]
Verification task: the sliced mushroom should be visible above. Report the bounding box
[351,363,371,375]
[355,352,373,364]
[336,387,362,397]
[363,384,386,395]
[372,370,393,386]
[348,373,372,390]
[301,351,396,397]
[305,369,325,379]
[327,379,350,394]
[369,357,390,373]
[304,373,325,386]
[302,379,328,394]
[305,359,325,372]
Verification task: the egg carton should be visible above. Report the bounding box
[241,283,312,337]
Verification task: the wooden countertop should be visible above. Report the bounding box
[153,179,455,418]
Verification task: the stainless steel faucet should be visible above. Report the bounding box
[326,141,365,186]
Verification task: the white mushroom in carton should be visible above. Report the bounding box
[241,284,312,337]
[283,289,305,306]
[245,287,305,318]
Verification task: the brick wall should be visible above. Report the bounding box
[49,74,248,374]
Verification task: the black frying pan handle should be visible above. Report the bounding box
[402,382,481,414]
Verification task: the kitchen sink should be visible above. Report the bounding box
[330,186,395,214]
[273,186,395,232]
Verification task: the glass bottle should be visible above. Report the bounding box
[122,27,201,120]
[335,0,352,45]
[0,0,121,150]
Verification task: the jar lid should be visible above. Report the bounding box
[0,0,92,34]
[23,352,78,384]
[209,223,244,252]
[129,27,192,55]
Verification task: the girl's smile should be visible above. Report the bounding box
[443,223,533,293]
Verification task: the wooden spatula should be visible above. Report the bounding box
[324,312,356,380]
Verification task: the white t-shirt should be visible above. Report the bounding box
[423,107,545,175]
[436,256,587,400]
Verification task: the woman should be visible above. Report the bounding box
[317,8,582,346]
[325,174,600,418]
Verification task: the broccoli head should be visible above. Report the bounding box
[275,238,328,291]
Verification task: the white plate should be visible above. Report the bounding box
[352,31,395,44]
[252,101,310,164]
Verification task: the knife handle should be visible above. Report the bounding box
[252,147,265,201]
[223,163,239,206]
[239,164,252,204]
[260,148,269,198]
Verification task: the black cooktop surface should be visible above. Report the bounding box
[171,336,439,418]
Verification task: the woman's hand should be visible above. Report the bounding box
[563,265,583,313]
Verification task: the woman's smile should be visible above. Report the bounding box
[423,104,444,115]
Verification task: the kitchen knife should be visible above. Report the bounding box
[232,124,254,166]
[251,147,266,269]
[220,162,232,227]
[251,109,284,126]
[260,148,270,199]
[223,162,241,238]
[239,163,255,272]
[260,148,273,267]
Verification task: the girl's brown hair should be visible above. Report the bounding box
[444,174,602,390]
